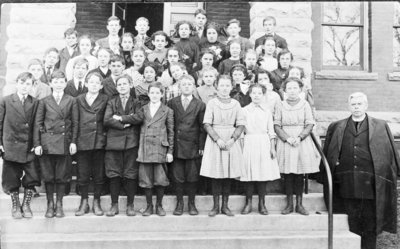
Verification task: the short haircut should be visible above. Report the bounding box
[78,34,93,46]
[44,47,59,57]
[27,58,44,69]
[230,64,248,79]
[107,16,120,24]
[115,74,133,85]
[64,28,78,38]
[73,58,89,69]
[136,17,149,25]
[216,74,233,87]
[85,71,103,84]
[50,70,66,81]
[277,49,294,63]
[178,74,195,85]
[229,39,242,49]
[348,92,368,104]
[254,69,272,83]
[97,48,112,58]
[194,9,207,17]
[148,82,165,94]
[227,19,241,28]
[122,32,134,41]
[109,55,125,65]
[263,16,277,26]
[264,36,276,46]
[132,46,146,55]
[248,83,267,94]
[16,72,33,83]
[202,67,219,78]
[281,77,304,91]
[151,30,173,48]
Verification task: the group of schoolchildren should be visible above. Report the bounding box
[0,9,321,219]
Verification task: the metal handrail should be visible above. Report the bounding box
[310,132,333,249]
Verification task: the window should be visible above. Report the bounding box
[321,2,366,70]
[393,2,400,68]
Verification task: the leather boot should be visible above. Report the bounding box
[188,195,198,216]
[295,194,309,215]
[55,184,65,218]
[92,198,104,216]
[126,203,136,216]
[258,195,268,215]
[106,203,119,217]
[173,199,184,216]
[155,187,166,216]
[208,195,220,217]
[75,198,89,216]
[10,192,22,219]
[142,188,153,216]
[21,189,34,218]
[221,194,234,216]
[241,196,252,215]
[45,200,55,218]
[281,195,294,215]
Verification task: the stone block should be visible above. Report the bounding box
[10,7,76,26]
[7,24,68,40]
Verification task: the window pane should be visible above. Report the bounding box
[323,2,361,24]
[323,26,360,67]
[393,28,400,67]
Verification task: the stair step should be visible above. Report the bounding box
[0,193,327,215]
[1,230,360,249]
[0,212,350,234]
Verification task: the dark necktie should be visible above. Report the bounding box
[121,96,128,111]
[78,81,83,92]
[21,95,26,105]
[46,66,52,79]
[355,121,361,132]
[182,97,189,111]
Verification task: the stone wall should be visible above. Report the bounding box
[249,2,313,79]
[2,3,76,95]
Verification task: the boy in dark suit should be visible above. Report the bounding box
[40,47,60,84]
[102,55,137,99]
[113,82,174,216]
[0,72,40,219]
[95,16,121,55]
[88,48,112,80]
[255,16,288,55]
[103,74,141,217]
[64,58,89,97]
[59,28,80,73]
[34,70,79,218]
[74,72,109,216]
[167,75,206,215]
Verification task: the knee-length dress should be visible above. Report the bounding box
[240,103,281,182]
[200,97,246,179]
[274,99,320,174]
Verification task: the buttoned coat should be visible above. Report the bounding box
[103,95,141,151]
[320,115,400,234]
[0,94,38,163]
[76,93,108,151]
[167,96,206,159]
[33,94,79,155]
[121,104,174,163]
[102,77,137,99]
[64,80,88,98]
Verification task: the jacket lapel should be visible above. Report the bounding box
[125,96,134,115]
[181,97,196,117]
[49,95,64,117]
[90,94,104,112]
[336,118,348,154]
[10,94,27,122]
[367,115,375,143]
[148,104,166,126]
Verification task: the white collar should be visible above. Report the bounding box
[150,101,161,107]
[351,114,366,122]
[181,95,193,102]
[53,91,63,98]
[74,78,84,87]
[17,92,27,101]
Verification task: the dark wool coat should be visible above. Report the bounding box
[320,115,400,234]
[121,104,174,163]
[59,46,80,73]
[254,33,288,50]
[76,93,108,151]
[33,94,79,155]
[0,94,38,163]
[103,96,141,151]
[64,80,88,98]
[167,96,206,159]
[230,84,252,107]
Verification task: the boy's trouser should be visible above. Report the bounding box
[2,160,40,193]
[39,154,71,184]
[105,147,138,179]
[139,163,169,188]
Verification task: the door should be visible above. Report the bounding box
[113,3,128,34]
[163,2,204,36]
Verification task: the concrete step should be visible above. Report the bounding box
[0,193,327,216]
[1,230,360,249]
[0,212,350,234]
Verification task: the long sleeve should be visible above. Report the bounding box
[0,99,5,146]
[33,100,45,147]
[204,124,220,142]
[231,125,245,141]
[71,98,79,144]
[103,100,125,130]
[198,103,206,150]
[120,106,145,125]
[166,108,174,155]
[273,103,290,141]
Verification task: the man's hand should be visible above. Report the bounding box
[69,143,77,155]
[123,124,131,128]
[113,115,122,121]
[166,153,173,163]
[199,150,204,156]
[34,146,43,156]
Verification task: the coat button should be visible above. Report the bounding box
[62,133,65,135]
[354,165,357,169]
[25,123,28,127]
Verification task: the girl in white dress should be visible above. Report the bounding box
[240,84,281,215]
